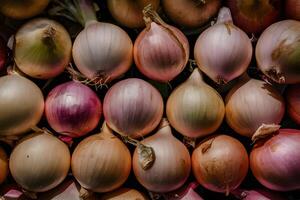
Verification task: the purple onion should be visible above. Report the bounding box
[231,188,285,200]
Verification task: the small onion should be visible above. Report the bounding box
[0,37,6,71]
[162,0,221,28]
[192,134,249,195]
[285,0,300,20]
[133,5,189,82]
[71,123,131,194]
[103,78,163,138]
[164,182,204,200]
[231,188,285,200]
[194,7,252,84]
[250,127,300,191]
[9,132,71,192]
[0,146,8,184]
[286,84,300,124]
[107,0,160,28]
[166,68,225,138]
[14,18,72,79]
[45,81,102,138]
[100,188,148,200]
[133,119,191,193]
[0,75,44,137]
[225,76,285,137]
[256,20,300,84]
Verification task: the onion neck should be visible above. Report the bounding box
[76,0,98,27]
[188,68,204,85]
[155,118,173,137]
[100,122,115,139]
[216,7,233,24]
[252,124,281,143]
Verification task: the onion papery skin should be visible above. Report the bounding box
[100,188,148,200]
[227,0,282,34]
[71,123,131,193]
[107,0,160,28]
[0,146,8,184]
[45,81,102,138]
[231,188,285,200]
[0,75,44,137]
[162,0,221,28]
[72,22,133,83]
[225,78,285,137]
[286,84,300,124]
[0,0,49,19]
[103,78,163,138]
[133,120,191,193]
[285,0,300,21]
[14,18,72,79]
[9,133,71,192]
[166,68,225,138]
[250,129,300,191]
[0,37,6,71]
[192,135,249,194]
[256,20,300,84]
[194,7,252,84]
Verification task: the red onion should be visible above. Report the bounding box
[0,37,6,71]
[285,0,300,20]
[163,182,204,200]
[286,84,300,124]
[103,78,163,138]
[133,5,189,82]
[100,188,148,200]
[194,7,252,84]
[0,146,8,184]
[231,188,285,200]
[250,127,300,191]
[256,20,300,84]
[45,81,102,138]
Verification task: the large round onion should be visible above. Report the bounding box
[194,7,252,84]
[0,75,44,137]
[166,68,225,138]
[100,188,148,200]
[45,81,102,138]
[0,37,6,71]
[192,134,249,195]
[103,78,163,138]
[14,18,72,79]
[9,132,71,192]
[256,20,300,84]
[286,84,300,124]
[285,0,300,20]
[0,146,8,184]
[133,119,191,193]
[225,77,285,137]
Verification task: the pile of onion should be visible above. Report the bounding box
[0,37,6,71]
[286,84,300,124]
[285,0,300,20]
[231,188,285,200]
[256,20,300,84]
[133,5,189,82]
[194,7,252,84]
[166,68,225,138]
[0,146,8,184]
[225,76,285,137]
[100,188,148,200]
[250,126,300,191]
[133,119,191,193]
[192,134,249,195]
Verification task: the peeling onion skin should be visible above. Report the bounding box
[285,0,300,21]
[0,146,8,184]
[100,188,148,200]
[286,84,300,124]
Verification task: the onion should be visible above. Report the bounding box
[225,76,285,137]
[133,5,189,82]
[250,126,300,191]
[45,81,102,138]
[71,122,131,195]
[0,0,49,19]
[194,7,252,84]
[286,84,300,124]
[100,188,148,200]
[133,119,191,193]
[227,0,282,34]
[285,0,300,20]
[0,75,44,138]
[0,184,26,200]
[107,0,160,28]
[103,78,163,138]
[192,134,249,195]
[0,37,6,71]
[166,68,225,138]
[9,132,71,193]
[231,188,285,200]
[14,18,72,79]
[163,182,204,200]
[162,0,221,28]
[0,146,8,184]
[256,20,300,84]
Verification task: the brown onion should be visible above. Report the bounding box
[285,0,300,20]
[166,68,225,138]
[192,134,249,195]
[0,146,8,184]
[100,188,148,200]
[286,84,300,124]
[256,20,300,84]
[133,119,191,193]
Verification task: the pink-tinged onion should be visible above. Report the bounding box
[231,188,285,200]
[133,5,189,82]
[194,7,252,84]
[100,188,148,200]
[0,37,6,71]
[0,75,44,137]
[133,119,191,193]
[9,132,71,193]
[192,134,249,195]
[250,127,300,191]
[227,0,282,34]
[103,78,163,138]
[256,20,300,84]
[286,84,300,124]
[285,0,300,20]
[0,146,8,184]
[225,76,285,137]
[0,184,27,200]
[45,81,102,138]
[14,18,72,79]
[163,182,204,200]
[166,68,225,138]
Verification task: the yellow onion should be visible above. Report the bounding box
[100,188,148,200]
[0,146,8,184]
[133,119,191,193]
[9,132,71,193]
[71,122,131,195]
[167,68,225,138]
